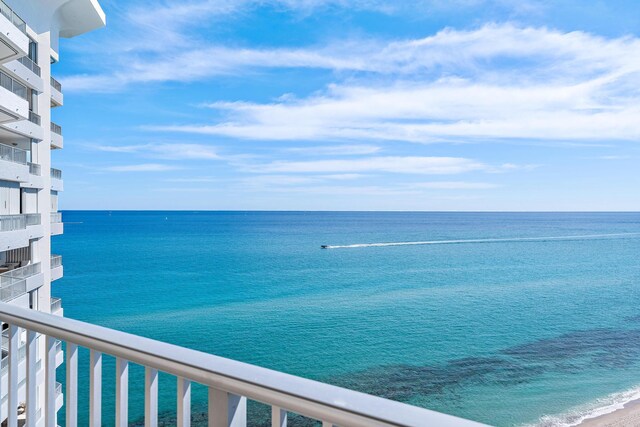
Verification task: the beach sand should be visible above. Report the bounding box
[579,399,640,426]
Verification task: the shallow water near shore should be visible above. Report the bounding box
[52,211,640,426]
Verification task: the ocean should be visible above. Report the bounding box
[52,211,640,426]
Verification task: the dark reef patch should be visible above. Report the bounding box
[132,327,640,426]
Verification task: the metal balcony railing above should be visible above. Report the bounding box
[50,76,62,92]
[0,303,486,427]
[51,212,62,224]
[0,262,41,285]
[25,213,40,226]
[0,143,27,165]
[0,278,26,302]
[0,213,39,232]
[50,167,62,180]
[50,255,62,269]
[28,162,41,176]
[50,122,62,135]
[0,0,27,34]
[0,70,27,100]
[17,55,41,77]
[28,111,41,125]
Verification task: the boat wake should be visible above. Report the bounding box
[322,232,640,249]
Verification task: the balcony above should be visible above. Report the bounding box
[0,214,43,251]
[0,143,28,182]
[0,1,28,66]
[0,70,28,124]
[50,254,63,281]
[50,77,63,107]
[51,212,63,236]
[50,167,63,192]
[0,261,43,297]
[0,112,45,141]
[19,162,44,190]
[50,121,63,149]
[3,56,43,92]
[50,297,63,316]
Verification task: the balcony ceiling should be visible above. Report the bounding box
[0,126,31,149]
[0,39,19,64]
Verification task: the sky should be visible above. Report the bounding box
[54,0,640,211]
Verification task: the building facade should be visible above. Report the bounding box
[0,0,105,423]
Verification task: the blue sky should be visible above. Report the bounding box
[55,0,640,211]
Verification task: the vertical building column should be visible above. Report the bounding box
[36,30,52,312]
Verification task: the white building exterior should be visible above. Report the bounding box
[0,0,105,424]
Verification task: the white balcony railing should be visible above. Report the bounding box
[0,303,484,427]
[50,76,62,92]
[50,167,62,180]
[0,262,41,283]
[0,143,27,165]
[0,262,41,302]
[28,162,41,176]
[0,213,40,232]
[0,69,27,100]
[28,111,41,125]
[50,122,62,135]
[17,55,41,77]
[0,278,25,302]
[0,0,26,34]
[51,212,62,224]
[50,297,62,314]
[50,255,62,269]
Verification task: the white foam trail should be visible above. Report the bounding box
[523,386,640,427]
[324,233,640,249]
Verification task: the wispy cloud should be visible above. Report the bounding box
[136,24,640,144]
[93,143,219,160]
[285,145,382,156]
[411,181,499,189]
[105,163,180,172]
[243,156,491,175]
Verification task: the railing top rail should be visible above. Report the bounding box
[0,302,484,427]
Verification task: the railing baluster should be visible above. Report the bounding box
[89,350,102,427]
[208,388,247,427]
[66,343,78,427]
[272,406,287,427]
[26,330,37,427]
[145,367,158,427]
[177,377,191,427]
[116,358,129,427]
[8,325,19,427]
[45,336,57,427]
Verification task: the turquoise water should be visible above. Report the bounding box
[53,211,640,426]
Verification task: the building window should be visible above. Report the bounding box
[28,38,38,63]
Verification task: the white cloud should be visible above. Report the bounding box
[105,164,179,172]
[133,24,640,144]
[285,145,382,155]
[94,143,219,160]
[244,156,490,174]
[412,181,498,189]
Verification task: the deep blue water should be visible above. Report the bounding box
[52,211,640,426]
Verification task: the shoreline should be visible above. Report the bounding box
[578,398,640,427]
